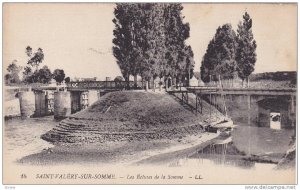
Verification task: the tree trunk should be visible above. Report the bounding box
[173,77,177,89]
[218,75,222,88]
[247,77,250,88]
[145,80,149,91]
[188,66,191,87]
[134,74,138,88]
[242,79,244,88]
[159,77,162,91]
[152,77,155,92]
[165,78,168,90]
[125,74,130,90]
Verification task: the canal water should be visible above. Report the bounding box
[4,116,58,163]
[165,124,294,170]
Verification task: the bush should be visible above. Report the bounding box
[114,76,124,82]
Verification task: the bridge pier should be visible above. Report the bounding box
[33,90,55,117]
[18,91,35,118]
[290,95,295,114]
[70,90,100,114]
[46,91,54,115]
[18,89,101,119]
[88,90,100,106]
[289,95,296,129]
[212,94,226,115]
[80,91,89,109]
[34,90,47,117]
[70,91,82,113]
[54,91,71,119]
[15,81,137,119]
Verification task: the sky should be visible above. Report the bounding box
[3,3,297,80]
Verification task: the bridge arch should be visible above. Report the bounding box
[257,97,292,129]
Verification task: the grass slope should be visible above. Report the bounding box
[42,91,223,144]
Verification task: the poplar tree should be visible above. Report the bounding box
[236,12,257,87]
[200,24,237,82]
[200,38,217,82]
[164,3,192,86]
[112,3,194,88]
[139,4,167,89]
[112,4,134,83]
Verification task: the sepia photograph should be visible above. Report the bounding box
[2,2,297,186]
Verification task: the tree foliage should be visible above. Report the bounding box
[5,60,22,84]
[64,77,71,83]
[201,24,237,82]
[114,76,124,82]
[236,12,257,81]
[112,3,194,87]
[37,66,52,83]
[25,46,44,71]
[23,65,52,84]
[112,4,133,82]
[52,69,66,83]
[200,12,257,84]
[22,66,34,83]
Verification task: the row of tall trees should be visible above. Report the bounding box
[112,3,194,89]
[200,12,257,86]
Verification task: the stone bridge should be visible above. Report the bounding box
[14,81,142,119]
[170,87,296,129]
[13,82,296,129]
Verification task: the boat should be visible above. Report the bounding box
[212,118,234,129]
[206,118,234,133]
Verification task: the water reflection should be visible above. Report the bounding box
[166,128,283,170]
[168,156,257,170]
[167,141,259,170]
[167,146,275,170]
[192,154,255,169]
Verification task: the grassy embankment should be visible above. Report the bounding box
[42,91,224,144]
[20,91,224,165]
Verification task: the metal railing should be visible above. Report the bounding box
[66,81,144,90]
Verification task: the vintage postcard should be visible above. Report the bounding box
[3,2,297,185]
